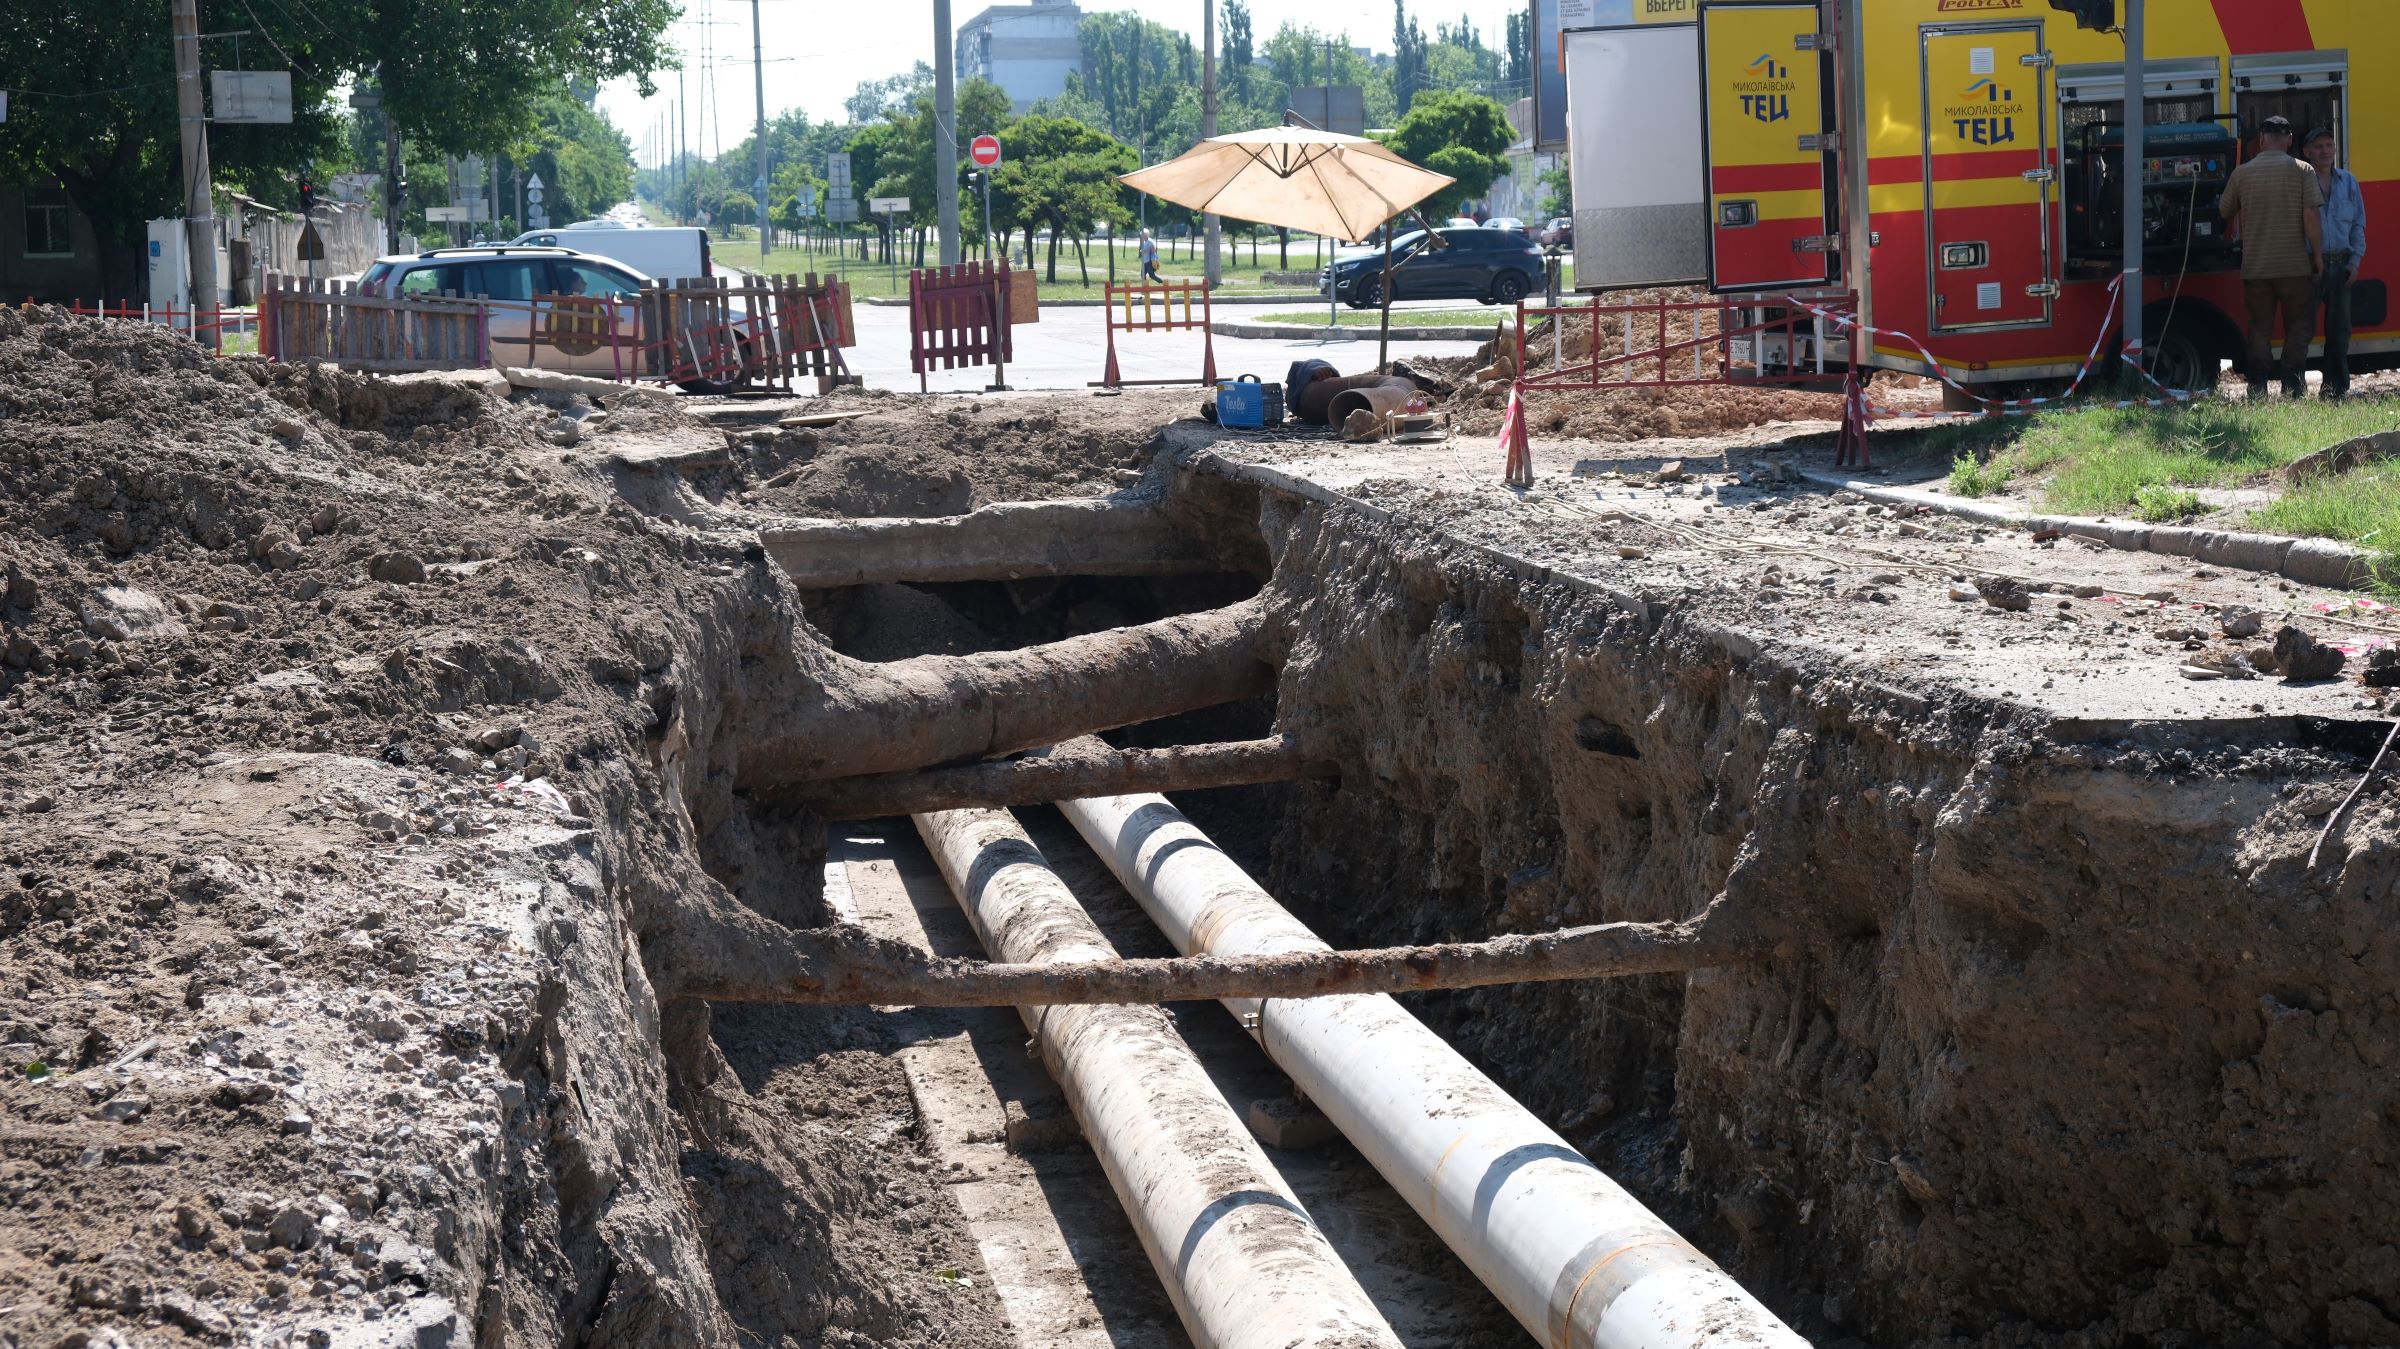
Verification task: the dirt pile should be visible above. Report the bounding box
[0,307,1016,1347]
[733,386,1193,520]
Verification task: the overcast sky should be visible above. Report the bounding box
[598,0,1529,165]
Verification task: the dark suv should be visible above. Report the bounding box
[1320,228,1545,308]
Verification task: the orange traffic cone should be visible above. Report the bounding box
[1103,328,1122,389]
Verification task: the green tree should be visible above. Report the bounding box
[988,115,1135,284]
[1538,166,1573,219]
[1382,89,1512,211]
[507,91,635,231]
[1076,13,1197,146]
[1392,1,1430,115]
[0,0,672,298]
[1222,0,1255,104]
[1504,10,1532,96]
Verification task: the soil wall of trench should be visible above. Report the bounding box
[1240,491,2400,1349]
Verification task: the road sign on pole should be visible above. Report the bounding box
[872,198,910,291]
[969,134,1002,168]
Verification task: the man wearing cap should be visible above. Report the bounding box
[2302,126,2365,400]
[2218,115,2324,398]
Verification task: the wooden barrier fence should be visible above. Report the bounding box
[638,273,858,393]
[259,275,490,371]
[1100,280,1215,388]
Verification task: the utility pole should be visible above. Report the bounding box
[384,109,405,254]
[677,63,688,224]
[2119,0,2146,373]
[934,0,961,265]
[1202,0,1221,286]
[752,0,771,269]
[170,0,219,313]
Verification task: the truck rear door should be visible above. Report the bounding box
[1698,0,1836,292]
[1920,23,2055,333]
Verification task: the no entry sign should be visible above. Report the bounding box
[969,134,1002,168]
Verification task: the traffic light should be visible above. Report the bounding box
[2047,0,2114,30]
[297,177,315,214]
[965,170,984,191]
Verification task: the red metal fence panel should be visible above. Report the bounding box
[1499,291,1866,484]
[908,261,1013,392]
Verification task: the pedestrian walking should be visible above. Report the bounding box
[2218,115,2325,398]
[2302,125,2365,400]
[1139,229,1163,283]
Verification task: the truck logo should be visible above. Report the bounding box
[1739,54,1793,124]
[1950,79,2019,146]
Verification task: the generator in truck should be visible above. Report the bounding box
[1560,0,2391,398]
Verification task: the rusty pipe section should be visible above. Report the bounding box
[911,807,1404,1349]
[1058,792,1811,1349]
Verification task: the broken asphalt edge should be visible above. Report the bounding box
[1794,468,2375,592]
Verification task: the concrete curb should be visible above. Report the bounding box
[1795,468,2376,590]
[1209,319,1499,342]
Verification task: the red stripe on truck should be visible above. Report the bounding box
[2209,0,2310,54]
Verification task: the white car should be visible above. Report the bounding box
[358,246,757,393]
[506,225,715,285]
[1485,217,1527,234]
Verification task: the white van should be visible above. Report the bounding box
[507,226,715,282]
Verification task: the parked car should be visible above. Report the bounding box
[1484,216,1527,234]
[1540,217,1573,249]
[505,225,714,283]
[357,245,757,393]
[1445,216,1480,230]
[1318,227,1545,308]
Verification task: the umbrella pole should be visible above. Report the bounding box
[1377,216,1395,372]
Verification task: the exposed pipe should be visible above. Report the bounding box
[1058,792,1811,1349]
[911,806,1403,1349]
[791,735,1329,820]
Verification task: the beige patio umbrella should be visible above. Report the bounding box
[1121,125,1458,370]
[1119,126,1456,244]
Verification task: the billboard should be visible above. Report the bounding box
[1286,86,1368,137]
[1533,0,1697,150]
[210,71,293,124]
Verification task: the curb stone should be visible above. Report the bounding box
[1208,319,1499,342]
[1794,468,2374,591]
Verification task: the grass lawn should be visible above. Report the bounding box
[1253,307,1509,329]
[1924,393,2400,576]
[746,237,1334,299]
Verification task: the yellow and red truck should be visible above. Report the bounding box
[1562,0,2385,394]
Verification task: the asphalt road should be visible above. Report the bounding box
[844,298,1492,393]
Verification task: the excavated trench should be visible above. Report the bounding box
[4,312,2387,1346]
[634,417,2397,1349]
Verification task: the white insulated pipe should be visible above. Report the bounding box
[1058,792,1810,1349]
[911,807,1404,1349]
